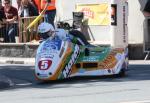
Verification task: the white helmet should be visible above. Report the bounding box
[38,22,54,33]
[38,22,55,39]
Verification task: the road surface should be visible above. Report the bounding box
[0,61,150,103]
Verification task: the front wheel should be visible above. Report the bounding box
[119,69,126,77]
[115,68,126,77]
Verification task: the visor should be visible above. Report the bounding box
[39,30,55,39]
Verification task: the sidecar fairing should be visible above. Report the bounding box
[70,46,128,77]
[35,38,128,81]
[35,38,80,80]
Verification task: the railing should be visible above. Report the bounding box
[0,25,6,42]
[19,16,44,43]
[0,22,19,43]
[0,16,44,43]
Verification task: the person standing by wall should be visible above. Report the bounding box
[0,0,6,42]
[34,0,56,27]
[20,0,39,17]
[19,0,39,42]
[3,0,18,43]
[16,0,22,17]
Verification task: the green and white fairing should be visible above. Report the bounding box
[35,38,128,81]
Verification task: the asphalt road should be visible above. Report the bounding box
[0,61,150,103]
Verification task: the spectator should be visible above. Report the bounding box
[34,0,56,27]
[143,0,150,17]
[3,0,18,43]
[16,0,22,16]
[0,0,6,42]
[29,0,38,10]
[20,0,39,17]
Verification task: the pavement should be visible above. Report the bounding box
[0,57,35,65]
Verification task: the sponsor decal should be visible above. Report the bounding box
[99,51,117,69]
[83,56,98,62]
[40,47,58,54]
[123,6,126,43]
[81,8,94,19]
[42,39,62,50]
[39,54,54,59]
[62,45,80,78]
[76,3,110,25]
[98,49,124,69]
[38,60,52,70]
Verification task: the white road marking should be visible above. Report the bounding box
[121,100,150,103]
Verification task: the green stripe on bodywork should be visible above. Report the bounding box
[77,46,111,62]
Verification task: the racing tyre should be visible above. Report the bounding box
[117,68,126,77]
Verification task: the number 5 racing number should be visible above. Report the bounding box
[38,60,52,70]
